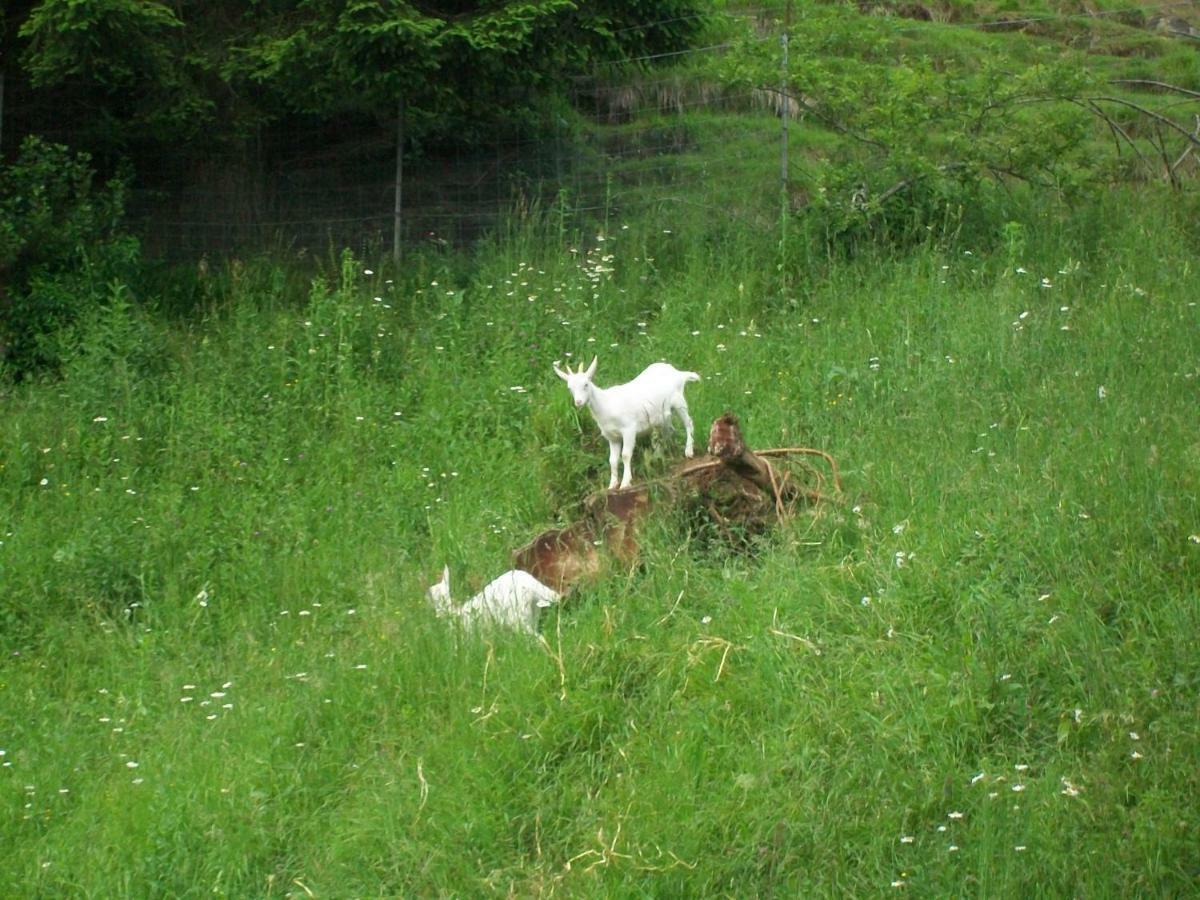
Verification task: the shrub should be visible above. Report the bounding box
[0,136,143,377]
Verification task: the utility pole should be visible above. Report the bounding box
[393,96,405,266]
[779,0,792,291]
[780,3,790,198]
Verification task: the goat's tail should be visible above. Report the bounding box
[683,370,701,383]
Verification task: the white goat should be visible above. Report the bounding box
[426,566,560,636]
[554,356,700,490]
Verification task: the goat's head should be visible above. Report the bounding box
[426,564,454,617]
[553,356,598,408]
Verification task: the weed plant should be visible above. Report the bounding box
[1,188,1198,896]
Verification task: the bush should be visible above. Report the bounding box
[0,136,143,377]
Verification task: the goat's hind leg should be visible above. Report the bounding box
[675,400,695,458]
[619,430,637,489]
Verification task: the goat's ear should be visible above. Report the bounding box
[441,565,450,587]
[585,356,598,379]
[553,362,569,381]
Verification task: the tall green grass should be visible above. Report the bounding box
[2,191,1198,896]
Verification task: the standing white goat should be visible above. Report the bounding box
[554,356,700,490]
[426,566,560,635]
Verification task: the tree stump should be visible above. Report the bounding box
[513,413,840,592]
[707,412,798,512]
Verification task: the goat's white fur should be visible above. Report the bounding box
[554,356,700,490]
[426,565,560,635]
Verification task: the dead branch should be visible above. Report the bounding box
[757,448,843,493]
[755,86,889,152]
[1071,98,1155,176]
[1108,80,1200,101]
[1171,115,1200,175]
[1087,95,1200,149]
[1151,121,1180,189]
[874,162,970,206]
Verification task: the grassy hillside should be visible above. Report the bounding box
[3,2,1200,895]
[2,184,1198,894]
[544,0,1200,287]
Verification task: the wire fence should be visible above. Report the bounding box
[116,55,794,260]
[6,1,1197,261]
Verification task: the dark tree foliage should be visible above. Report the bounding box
[0,137,141,376]
[4,0,711,162]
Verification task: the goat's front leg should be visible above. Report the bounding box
[607,437,621,490]
[676,402,696,458]
[619,430,637,489]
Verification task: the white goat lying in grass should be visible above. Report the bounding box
[555,356,700,490]
[426,566,560,635]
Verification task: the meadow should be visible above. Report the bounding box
[2,189,1198,896]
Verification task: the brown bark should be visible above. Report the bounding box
[707,412,798,511]
[513,413,840,593]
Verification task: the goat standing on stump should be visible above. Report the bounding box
[426,566,560,636]
[554,356,700,490]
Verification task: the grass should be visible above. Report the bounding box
[1,183,1198,895]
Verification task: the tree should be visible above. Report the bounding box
[6,0,712,158]
[0,137,140,375]
[718,4,1199,250]
[18,0,183,90]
